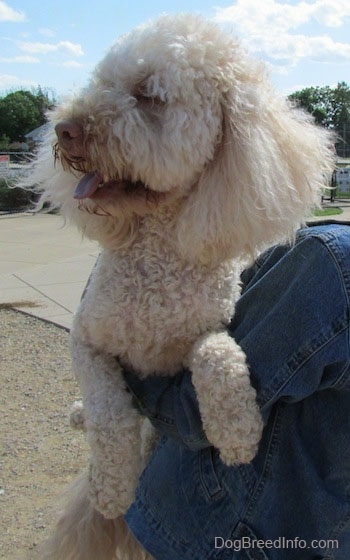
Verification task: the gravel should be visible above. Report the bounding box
[0,308,88,560]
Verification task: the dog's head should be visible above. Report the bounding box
[27,14,334,261]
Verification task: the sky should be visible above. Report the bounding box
[0,0,349,99]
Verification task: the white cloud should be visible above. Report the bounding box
[0,0,25,22]
[19,40,84,57]
[311,0,350,26]
[0,73,36,89]
[215,0,350,32]
[0,55,39,63]
[214,0,350,65]
[39,28,56,38]
[296,34,350,61]
[59,41,84,57]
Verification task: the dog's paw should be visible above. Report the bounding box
[216,403,263,465]
[140,418,158,469]
[190,331,264,466]
[88,462,134,518]
[69,400,86,431]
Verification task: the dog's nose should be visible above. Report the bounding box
[55,120,85,158]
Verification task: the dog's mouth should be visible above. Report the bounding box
[73,171,150,201]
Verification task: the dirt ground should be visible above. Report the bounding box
[0,308,88,560]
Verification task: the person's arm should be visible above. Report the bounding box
[125,225,350,454]
[123,369,211,450]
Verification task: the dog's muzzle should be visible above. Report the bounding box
[55,120,85,159]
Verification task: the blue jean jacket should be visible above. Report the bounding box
[124,223,350,560]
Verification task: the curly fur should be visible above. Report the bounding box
[22,13,334,559]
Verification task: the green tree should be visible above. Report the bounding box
[0,88,56,143]
[32,86,56,120]
[289,82,350,127]
[332,82,350,128]
[0,133,10,150]
[289,82,350,157]
[289,86,330,125]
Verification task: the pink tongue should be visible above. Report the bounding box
[74,171,103,199]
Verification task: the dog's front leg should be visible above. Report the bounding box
[190,331,264,466]
[70,334,143,518]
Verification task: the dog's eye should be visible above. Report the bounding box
[133,92,151,103]
[133,82,167,106]
[134,91,164,102]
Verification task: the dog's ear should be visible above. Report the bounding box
[175,76,335,263]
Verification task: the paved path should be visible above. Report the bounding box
[0,213,99,329]
[0,204,349,329]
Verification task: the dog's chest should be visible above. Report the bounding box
[74,241,240,375]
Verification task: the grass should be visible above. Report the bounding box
[313,207,343,217]
[0,178,34,211]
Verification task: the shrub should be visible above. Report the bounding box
[0,178,35,211]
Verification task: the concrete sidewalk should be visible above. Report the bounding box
[1,205,349,330]
[0,212,99,329]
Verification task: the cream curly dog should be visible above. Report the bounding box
[25,13,333,560]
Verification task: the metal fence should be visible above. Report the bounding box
[0,152,29,178]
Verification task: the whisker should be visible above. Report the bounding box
[78,200,112,217]
[54,144,90,174]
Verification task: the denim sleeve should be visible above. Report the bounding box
[123,369,210,450]
[230,224,350,419]
[124,224,350,448]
